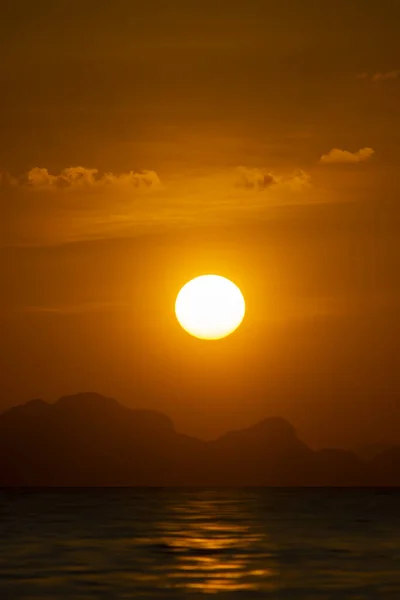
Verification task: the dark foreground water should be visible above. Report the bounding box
[0,489,399,599]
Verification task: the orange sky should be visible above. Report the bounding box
[1,0,399,450]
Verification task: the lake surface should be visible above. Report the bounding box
[0,488,399,598]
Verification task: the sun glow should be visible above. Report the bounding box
[175,275,245,340]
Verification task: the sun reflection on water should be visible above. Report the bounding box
[154,492,279,593]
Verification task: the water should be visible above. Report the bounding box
[0,489,399,599]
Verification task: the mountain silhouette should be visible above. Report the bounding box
[0,393,397,486]
[370,446,400,486]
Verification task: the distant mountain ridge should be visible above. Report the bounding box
[0,393,398,486]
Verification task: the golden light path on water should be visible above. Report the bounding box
[148,492,279,594]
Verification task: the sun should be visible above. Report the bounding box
[175,275,245,340]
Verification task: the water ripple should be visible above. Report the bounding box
[0,488,399,597]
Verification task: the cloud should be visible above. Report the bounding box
[371,70,400,82]
[320,148,375,165]
[235,167,278,190]
[284,170,312,191]
[3,167,161,191]
[235,167,311,191]
[0,171,18,186]
[1,164,320,247]
[356,70,400,82]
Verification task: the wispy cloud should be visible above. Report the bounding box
[21,294,396,322]
[22,302,132,314]
[320,148,375,165]
[356,70,400,82]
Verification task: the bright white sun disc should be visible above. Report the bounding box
[175,275,245,340]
